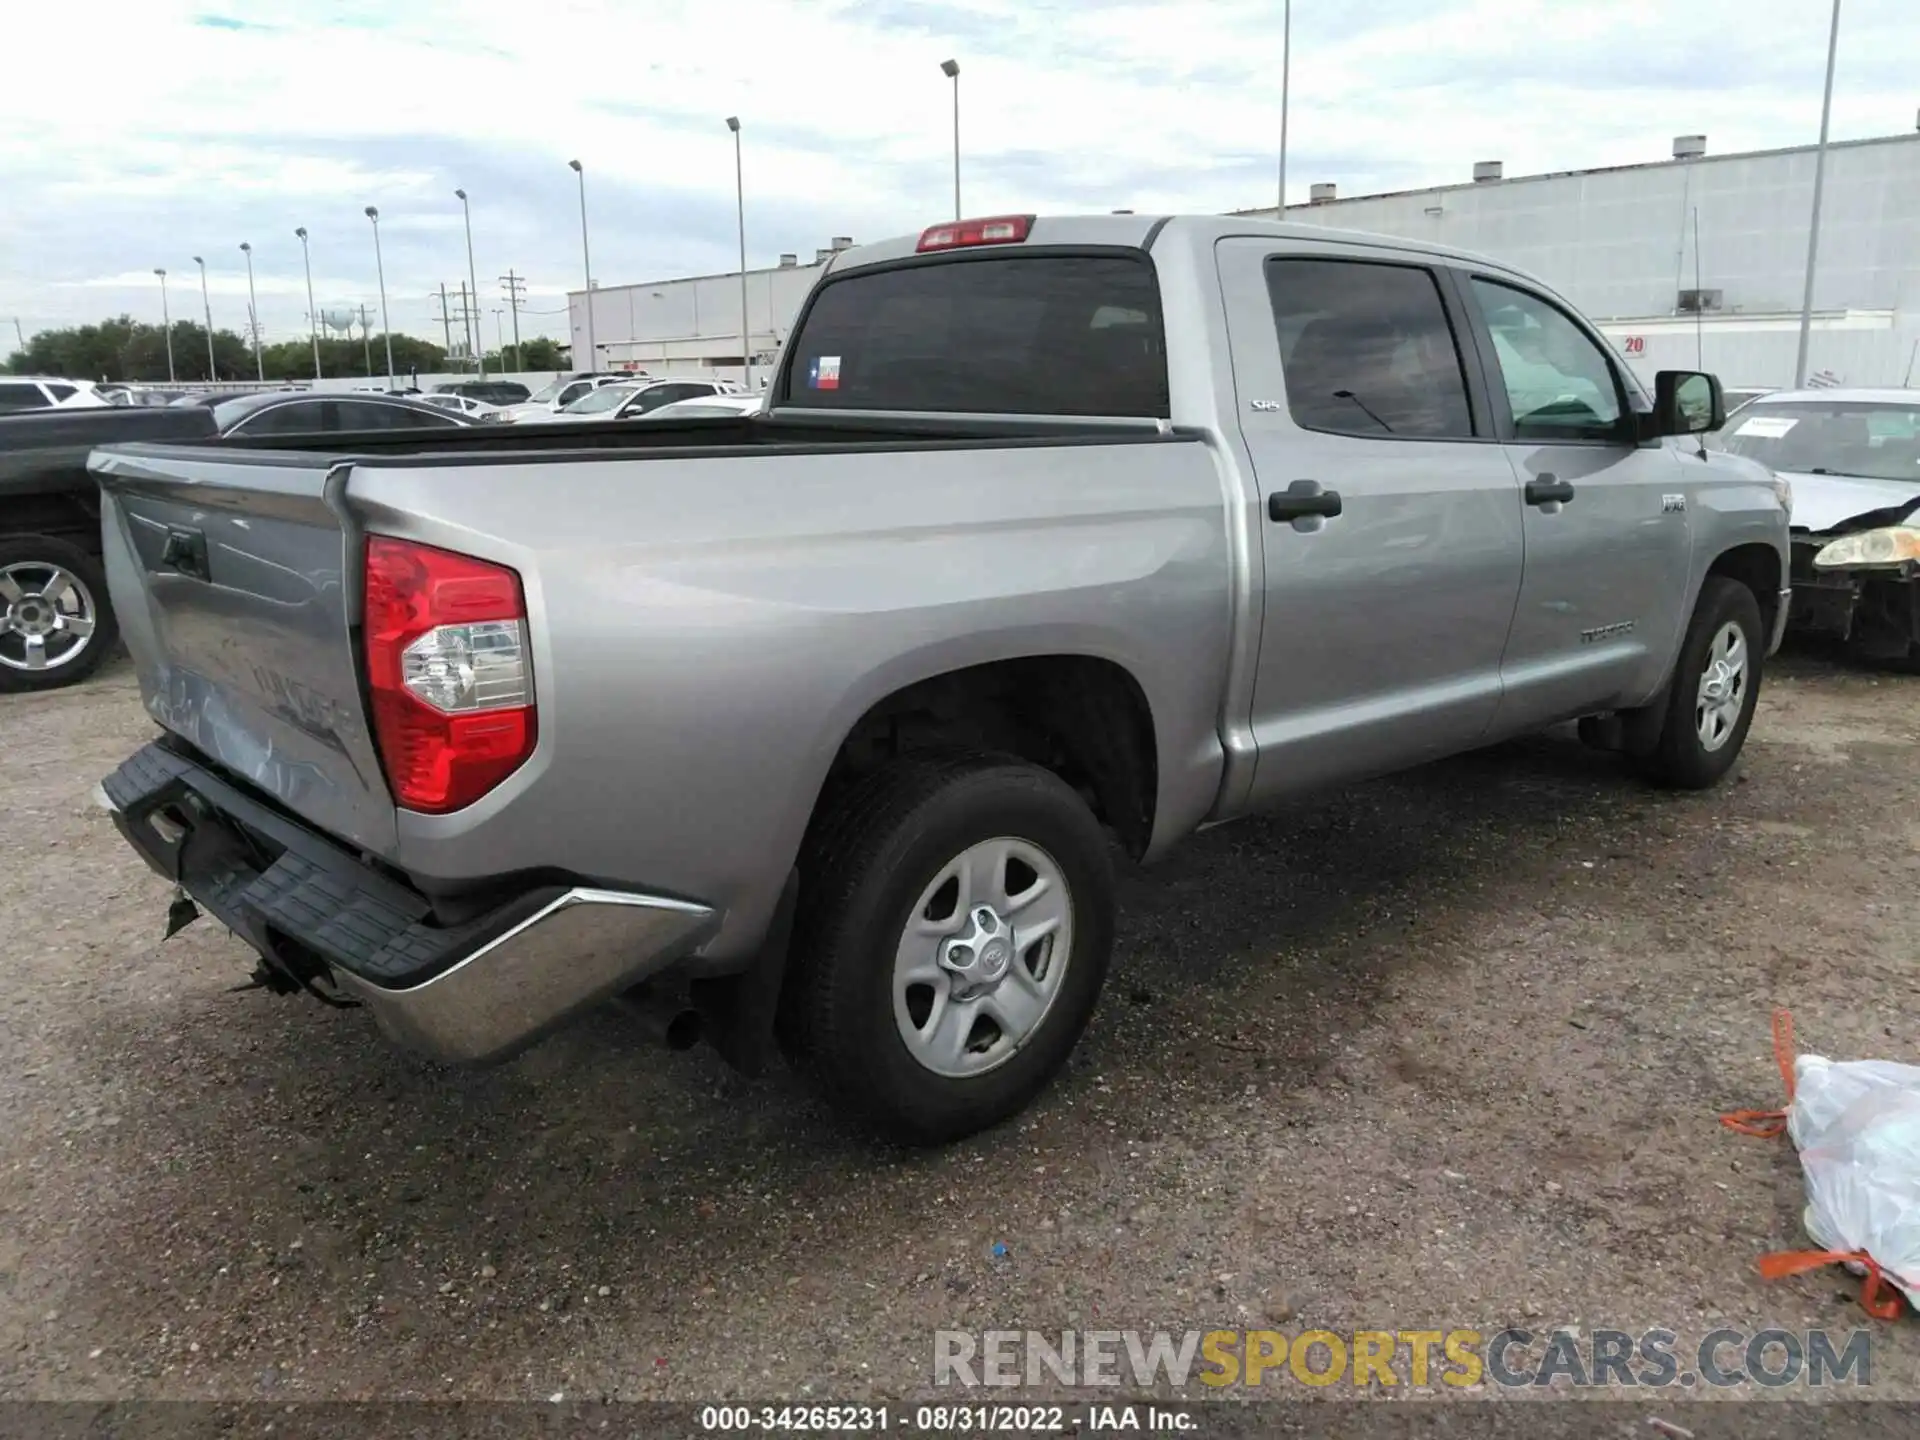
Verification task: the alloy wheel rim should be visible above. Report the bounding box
[892,836,1074,1079]
[1694,620,1748,753]
[0,562,98,674]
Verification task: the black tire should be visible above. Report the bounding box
[0,535,118,694]
[778,751,1116,1145]
[1635,576,1764,789]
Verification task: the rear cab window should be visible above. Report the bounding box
[781,253,1169,417]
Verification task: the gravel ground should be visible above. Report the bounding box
[2,647,1917,1409]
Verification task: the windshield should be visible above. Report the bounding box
[1706,400,1920,485]
[526,380,566,404]
[563,385,638,415]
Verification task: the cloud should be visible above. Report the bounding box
[5,0,1915,346]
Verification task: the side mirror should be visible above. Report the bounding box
[1654,370,1725,437]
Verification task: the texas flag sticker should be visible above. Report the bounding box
[809,355,842,391]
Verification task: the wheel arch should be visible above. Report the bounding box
[1704,541,1784,645]
[804,648,1162,862]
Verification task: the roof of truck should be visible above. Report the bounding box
[822,213,1539,283]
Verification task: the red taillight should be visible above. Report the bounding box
[915,214,1033,252]
[364,535,535,814]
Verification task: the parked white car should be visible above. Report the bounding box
[526,379,743,424]
[420,393,507,422]
[495,374,635,423]
[0,378,119,413]
[640,393,766,421]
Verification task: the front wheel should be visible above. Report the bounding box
[0,536,118,694]
[779,753,1116,1144]
[1635,576,1764,789]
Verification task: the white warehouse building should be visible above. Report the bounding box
[569,240,851,382]
[573,125,1920,391]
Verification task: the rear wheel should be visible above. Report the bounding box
[1635,576,1764,789]
[0,536,117,694]
[779,752,1115,1144]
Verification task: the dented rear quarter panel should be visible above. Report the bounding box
[343,437,1236,963]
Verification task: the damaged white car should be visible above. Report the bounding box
[1707,388,1920,670]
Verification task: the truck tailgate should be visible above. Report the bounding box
[91,445,397,855]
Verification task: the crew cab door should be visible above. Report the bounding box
[1215,238,1526,806]
[1457,274,1695,728]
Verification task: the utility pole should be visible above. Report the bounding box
[500,271,526,372]
[940,60,961,219]
[438,283,454,360]
[459,281,474,372]
[10,317,23,351]
[1276,0,1291,215]
[1794,0,1843,389]
[358,303,374,377]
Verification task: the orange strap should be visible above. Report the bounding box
[1758,1248,1907,1321]
[1720,1007,1798,1138]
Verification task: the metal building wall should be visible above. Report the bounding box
[570,260,825,379]
[577,131,1920,389]
[1269,133,1920,318]
[1264,132,1920,388]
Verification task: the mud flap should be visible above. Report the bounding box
[1619,691,1669,759]
[691,868,799,1078]
[1578,693,1667,759]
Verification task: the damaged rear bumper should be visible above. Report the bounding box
[100,741,716,1064]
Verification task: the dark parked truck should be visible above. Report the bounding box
[0,394,466,691]
[0,405,220,690]
[91,215,1791,1142]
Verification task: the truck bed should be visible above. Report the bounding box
[210,409,1173,459]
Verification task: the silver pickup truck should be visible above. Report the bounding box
[91,214,1791,1143]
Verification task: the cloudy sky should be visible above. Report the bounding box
[3,0,1913,349]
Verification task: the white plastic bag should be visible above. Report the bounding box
[1785,1052,1920,1310]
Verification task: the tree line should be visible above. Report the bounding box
[4,316,568,382]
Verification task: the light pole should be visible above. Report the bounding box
[294,228,321,380]
[940,59,961,219]
[239,242,264,380]
[726,117,752,388]
[154,268,176,382]
[455,188,485,377]
[568,159,595,371]
[364,206,395,387]
[1276,0,1291,216]
[1794,0,1843,389]
[192,255,217,380]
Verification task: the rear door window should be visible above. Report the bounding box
[0,383,51,411]
[229,400,330,435]
[782,253,1168,416]
[44,384,77,403]
[334,400,459,431]
[1265,258,1476,440]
